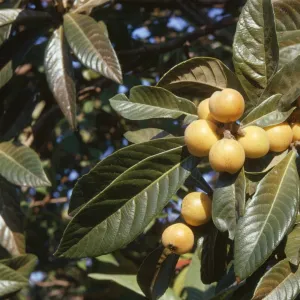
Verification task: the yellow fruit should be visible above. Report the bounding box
[292,123,300,142]
[197,98,215,122]
[237,126,270,158]
[265,122,293,152]
[162,223,194,254]
[209,138,245,174]
[181,192,212,226]
[184,120,220,157]
[209,88,245,123]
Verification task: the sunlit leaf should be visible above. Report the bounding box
[0,177,25,256]
[124,128,173,144]
[0,263,27,298]
[285,224,300,266]
[44,26,77,129]
[110,86,197,124]
[212,169,246,240]
[233,0,278,105]
[234,152,300,280]
[279,44,300,68]
[241,94,295,128]
[63,13,122,83]
[55,137,198,258]
[0,142,51,187]
[0,254,37,278]
[157,57,245,99]
[252,259,300,300]
[72,0,109,14]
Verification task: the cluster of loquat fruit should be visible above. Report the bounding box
[161,88,300,255]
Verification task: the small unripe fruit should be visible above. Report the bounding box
[292,123,300,142]
[237,126,270,158]
[265,122,293,152]
[209,138,245,174]
[181,192,212,226]
[162,223,194,254]
[184,120,220,157]
[209,88,245,123]
[197,98,215,122]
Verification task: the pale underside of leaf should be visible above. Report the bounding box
[0,142,50,187]
[233,0,279,104]
[56,138,198,258]
[0,9,21,27]
[44,26,77,129]
[234,152,300,280]
[63,13,122,84]
[124,128,173,144]
[253,259,300,300]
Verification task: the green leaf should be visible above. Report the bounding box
[110,86,197,124]
[124,128,173,144]
[252,259,300,300]
[0,9,51,27]
[189,168,213,194]
[0,25,11,46]
[72,0,109,14]
[0,177,25,256]
[0,254,37,278]
[201,224,228,284]
[63,13,122,84]
[182,247,216,300]
[260,55,300,108]
[212,169,246,240]
[233,0,279,104]
[44,26,77,129]
[95,254,119,266]
[0,0,21,8]
[89,273,144,296]
[241,94,295,128]
[279,44,300,68]
[0,263,27,298]
[273,0,300,47]
[137,246,178,300]
[0,142,51,187]
[234,151,300,280]
[285,224,300,266]
[68,137,186,216]
[55,137,198,258]
[157,57,244,99]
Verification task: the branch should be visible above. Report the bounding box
[117,17,237,56]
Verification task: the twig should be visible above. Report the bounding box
[30,197,68,207]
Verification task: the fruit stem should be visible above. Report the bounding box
[223,130,235,139]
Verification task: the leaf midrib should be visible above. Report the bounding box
[245,153,295,270]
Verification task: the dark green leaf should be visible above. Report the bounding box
[110,86,197,124]
[44,26,77,129]
[0,263,27,298]
[72,0,109,14]
[189,168,213,194]
[234,151,300,280]
[0,177,25,256]
[68,137,185,216]
[285,224,300,266]
[55,137,199,258]
[260,55,300,108]
[279,44,300,68]
[157,57,244,99]
[252,259,300,300]
[63,13,122,84]
[0,9,51,27]
[212,169,246,240]
[273,0,300,47]
[124,128,173,144]
[201,224,228,284]
[89,273,144,296]
[0,254,37,278]
[0,0,21,8]
[233,0,279,104]
[241,94,295,128]
[0,142,51,187]
[137,246,178,300]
